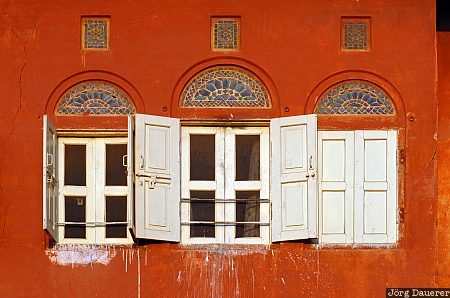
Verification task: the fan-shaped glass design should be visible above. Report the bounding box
[56,81,135,115]
[180,66,270,108]
[315,81,395,115]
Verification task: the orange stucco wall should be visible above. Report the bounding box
[0,1,440,297]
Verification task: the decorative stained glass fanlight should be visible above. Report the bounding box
[315,81,395,115]
[56,81,135,115]
[180,66,270,108]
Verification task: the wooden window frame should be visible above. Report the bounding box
[57,137,133,245]
[180,126,270,244]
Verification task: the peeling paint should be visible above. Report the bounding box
[45,244,116,267]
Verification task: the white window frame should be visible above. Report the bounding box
[57,137,133,245]
[180,126,270,245]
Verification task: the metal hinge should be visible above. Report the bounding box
[399,148,406,164]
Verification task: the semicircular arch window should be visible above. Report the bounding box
[56,81,136,115]
[180,66,271,108]
[315,81,395,115]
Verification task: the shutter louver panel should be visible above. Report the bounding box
[354,130,397,243]
[135,114,180,242]
[270,115,318,242]
[43,115,58,241]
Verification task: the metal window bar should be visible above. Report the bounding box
[181,221,270,226]
[181,198,270,203]
[181,197,271,226]
[57,221,128,227]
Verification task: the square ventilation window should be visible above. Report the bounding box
[211,17,240,51]
[341,18,370,51]
[82,17,110,50]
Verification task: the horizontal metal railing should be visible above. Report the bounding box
[180,197,271,226]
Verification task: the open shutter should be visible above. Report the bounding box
[135,114,180,241]
[127,116,136,237]
[318,131,354,244]
[270,114,317,241]
[354,130,397,243]
[43,115,58,241]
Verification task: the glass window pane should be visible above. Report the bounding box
[106,144,127,186]
[236,135,260,181]
[190,135,215,181]
[106,196,127,238]
[65,196,86,238]
[235,191,260,238]
[190,191,215,238]
[64,145,86,186]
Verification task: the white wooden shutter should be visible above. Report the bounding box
[135,114,180,241]
[354,130,397,243]
[43,115,58,241]
[270,114,317,241]
[318,131,354,244]
[127,116,136,236]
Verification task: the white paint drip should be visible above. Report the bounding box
[177,270,182,284]
[137,250,141,298]
[45,244,116,266]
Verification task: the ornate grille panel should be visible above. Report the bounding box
[56,81,135,115]
[342,18,369,51]
[212,18,239,50]
[82,18,109,50]
[180,66,270,108]
[315,81,395,115]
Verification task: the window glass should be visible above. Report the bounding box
[106,144,127,186]
[190,135,215,181]
[64,196,86,238]
[236,135,260,181]
[190,191,215,238]
[235,191,260,238]
[64,145,86,186]
[106,196,127,238]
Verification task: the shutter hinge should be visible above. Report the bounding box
[399,149,406,164]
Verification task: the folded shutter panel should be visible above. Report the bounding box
[354,130,397,243]
[43,115,58,241]
[127,115,136,237]
[270,114,318,241]
[318,131,354,244]
[135,114,180,242]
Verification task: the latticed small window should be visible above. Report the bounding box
[315,81,395,115]
[211,17,240,51]
[341,18,370,51]
[180,66,270,108]
[56,81,135,115]
[82,17,110,50]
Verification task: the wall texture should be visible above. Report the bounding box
[0,1,438,297]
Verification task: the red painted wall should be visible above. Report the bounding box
[0,1,439,297]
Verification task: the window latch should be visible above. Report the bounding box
[149,176,157,189]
